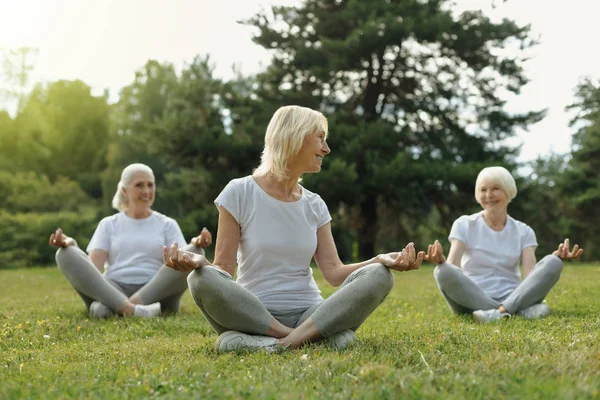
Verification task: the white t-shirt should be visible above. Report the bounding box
[87,211,186,285]
[215,176,332,312]
[448,211,538,299]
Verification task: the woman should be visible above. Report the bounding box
[163,105,424,352]
[50,163,212,318]
[426,166,583,323]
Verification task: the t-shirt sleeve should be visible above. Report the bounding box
[448,216,468,244]
[215,180,242,224]
[521,225,538,249]
[165,218,187,247]
[317,197,332,228]
[87,218,110,253]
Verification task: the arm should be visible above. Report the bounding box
[314,223,379,286]
[446,239,466,267]
[314,223,423,287]
[211,207,239,277]
[162,206,236,275]
[521,246,537,279]
[88,250,108,273]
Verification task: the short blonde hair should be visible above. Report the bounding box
[254,105,328,181]
[474,166,517,203]
[111,163,155,211]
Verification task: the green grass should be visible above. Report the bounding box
[1,265,599,399]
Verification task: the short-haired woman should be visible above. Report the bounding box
[50,163,212,318]
[163,105,424,352]
[426,166,583,323]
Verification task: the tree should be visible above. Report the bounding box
[561,78,600,257]
[15,80,111,198]
[244,0,544,258]
[111,57,261,239]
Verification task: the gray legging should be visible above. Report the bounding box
[433,254,564,314]
[55,244,204,313]
[186,263,395,338]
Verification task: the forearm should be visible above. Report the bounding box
[327,257,379,286]
[209,260,235,278]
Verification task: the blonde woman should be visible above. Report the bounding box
[426,166,583,323]
[163,105,424,352]
[50,163,212,318]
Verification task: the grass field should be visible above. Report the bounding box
[1,264,599,399]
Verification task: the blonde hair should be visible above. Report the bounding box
[111,163,155,211]
[254,105,328,181]
[474,166,517,203]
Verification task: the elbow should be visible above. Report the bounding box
[323,272,344,287]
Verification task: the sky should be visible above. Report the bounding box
[0,0,599,162]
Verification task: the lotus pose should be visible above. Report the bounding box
[50,163,212,318]
[425,166,583,323]
[163,105,424,352]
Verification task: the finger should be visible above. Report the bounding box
[49,233,56,245]
[162,246,176,269]
[191,237,199,247]
[570,244,579,256]
[170,242,179,260]
[414,251,425,269]
[564,238,570,251]
[408,243,416,264]
[182,253,197,271]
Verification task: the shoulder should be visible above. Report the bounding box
[507,215,535,235]
[150,211,179,227]
[97,212,122,228]
[454,212,482,227]
[223,176,254,194]
[301,185,328,208]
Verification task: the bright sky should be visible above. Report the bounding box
[1,0,598,162]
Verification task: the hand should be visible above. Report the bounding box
[163,242,209,272]
[377,242,424,272]
[552,238,583,260]
[424,240,447,265]
[191,227,212,248]
[49,228,75,248]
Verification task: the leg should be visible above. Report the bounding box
[434,262,499,314]
[280,263,395,349]
[502,255,563,314]
[187,266,291,336]
[55,246,130,312]
[130,244,203,312]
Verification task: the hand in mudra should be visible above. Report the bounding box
[377,242,424,272]
[49,228,76,248]
[191,227,212,248]
[163,242,209,272]
[423,240,446,265]
[552,238,583,260]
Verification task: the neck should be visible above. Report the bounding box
[125,207,152,219]
[483,209,507,228]
[258,172,302,201]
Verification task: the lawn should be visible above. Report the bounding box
[1,264,599,399]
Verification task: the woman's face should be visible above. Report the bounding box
[477,178,509,212]
[123,171,155,210]
[290,130,331,174]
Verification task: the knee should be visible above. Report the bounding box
[186,266,223,296]
[541,255,564,279]
[370,263,395,295]
[433,263,456,286]
[55,246,75,270]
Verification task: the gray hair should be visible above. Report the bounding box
[475,166,517,203]
[254,105,328,181]
[111,163,155,211]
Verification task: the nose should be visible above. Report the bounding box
[323,141,331,154]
